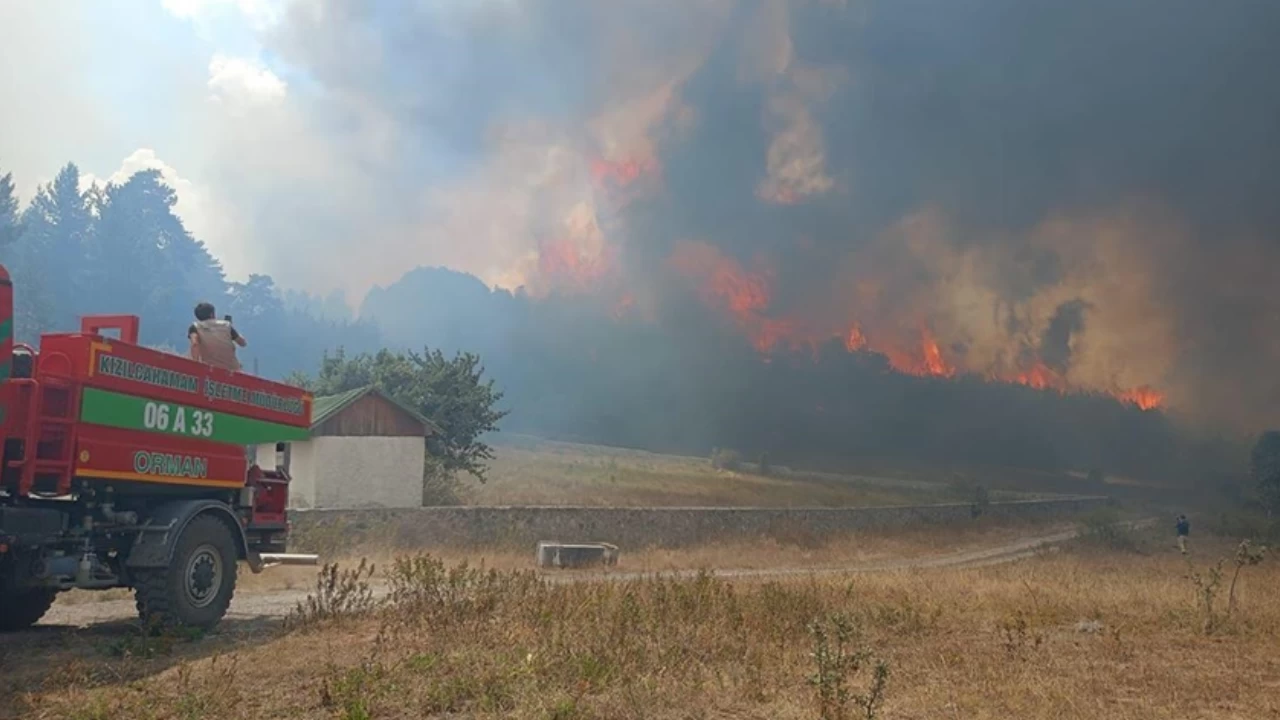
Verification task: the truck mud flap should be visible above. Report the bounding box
[126,500,252,570]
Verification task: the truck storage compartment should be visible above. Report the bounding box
[0,506,66,544]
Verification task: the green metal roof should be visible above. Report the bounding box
[310,386,370,427]
[309,385,440,435]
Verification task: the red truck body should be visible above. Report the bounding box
[0,265,316,631]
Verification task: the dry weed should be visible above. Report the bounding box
[22,541,1280,719]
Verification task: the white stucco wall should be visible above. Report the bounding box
[256,442,317,509]
[256,437,424,509]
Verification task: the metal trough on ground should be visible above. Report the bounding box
[536,542,619,569]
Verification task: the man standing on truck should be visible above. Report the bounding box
[188,301,246,372]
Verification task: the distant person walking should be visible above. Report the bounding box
[1175,514,1190,553]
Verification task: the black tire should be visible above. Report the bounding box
[0,588,57,631]
[134,514,238,630]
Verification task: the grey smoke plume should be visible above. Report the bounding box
[1038,300,1090,374]
[249,0,1280,431]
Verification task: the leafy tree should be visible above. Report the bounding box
[297,347,508,482]
[1250,431,1280,516]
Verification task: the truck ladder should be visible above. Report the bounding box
[8,376,79,496]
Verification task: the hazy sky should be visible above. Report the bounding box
[0,0,612,301]
[5,1,1280,430]
[0,2,266,275]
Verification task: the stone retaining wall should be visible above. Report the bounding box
[288,496,1108,552]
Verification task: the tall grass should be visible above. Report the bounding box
[280,555,897,718]
[22,539,1280,719]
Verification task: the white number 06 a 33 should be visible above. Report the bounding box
[143,402,214,437]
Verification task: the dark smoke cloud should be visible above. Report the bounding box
[1038,300,1089,373]
[273,0,1280,432]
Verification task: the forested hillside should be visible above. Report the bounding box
[0,162,1245,488]
[0,163,380,378]
[361,269,1243,487]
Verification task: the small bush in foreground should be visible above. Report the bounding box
[807,613,890,719]
[286,559,376,630]
[1183,539,1268,634]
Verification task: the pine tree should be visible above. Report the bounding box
[92,169,226,345]
[17,163,95,333]
[0,170,21,248]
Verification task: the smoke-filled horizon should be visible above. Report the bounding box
[304,0,1280,432]
[5,0,1279,435]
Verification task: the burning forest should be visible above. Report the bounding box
[523,144,1170,415]
[318,0,1280,481]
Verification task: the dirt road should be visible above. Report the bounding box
[36,519,1147,630]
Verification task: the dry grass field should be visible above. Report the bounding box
[43,515,1079,610]
[1,440,1235,719]
[469,436,1046,507]
[8,523,1277,720]
[269,515,1082,589]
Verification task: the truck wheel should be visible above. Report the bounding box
[0,588,57,631]
[134,514,238,630]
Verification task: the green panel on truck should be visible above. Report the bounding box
[79,387,310,446]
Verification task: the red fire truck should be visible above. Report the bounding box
[0,264,316,631]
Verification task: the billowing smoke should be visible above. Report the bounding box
[1039,300,1090,374]
[257,0,1280,433]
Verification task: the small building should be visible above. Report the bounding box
[257,385,439,509]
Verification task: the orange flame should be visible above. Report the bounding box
[844,325,867,352]
[1001,363,1161,409]
[663,242,1163,410]
[537,237,614,293]
[877,326,956,378]
[1011,362,1069,392]
[522,152,667,306]
[921,329,955,377]
[1116,385,1164,411]
[668,242,781,350]
[666,244,826,354]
